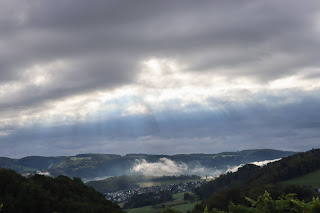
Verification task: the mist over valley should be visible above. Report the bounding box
[0,149,294,181]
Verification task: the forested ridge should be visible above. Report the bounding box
[0,168,124,213]
[192,149,320,212]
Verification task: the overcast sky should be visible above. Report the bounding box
[1,0,320,157]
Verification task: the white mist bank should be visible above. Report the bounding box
[130,158,281,178]
[252,158,281,166]
[131,158,188,176]
[131,158,225,177]
[226,158,282,173]
[82,176,114,183]
[36,170,51,176]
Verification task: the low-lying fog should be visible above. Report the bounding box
[41,157,281,183]
[130,157,281,179]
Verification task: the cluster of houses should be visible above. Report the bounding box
[105,180,206,203]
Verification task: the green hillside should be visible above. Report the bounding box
[283,168,320,188]
[192,149,320,212]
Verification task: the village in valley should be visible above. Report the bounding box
[105,180,206,203]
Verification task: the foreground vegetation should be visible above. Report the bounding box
[0,168,124,213]
[163,191,320,213]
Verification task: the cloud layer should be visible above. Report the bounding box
[226,158,282,173]
[131,157,281,177]
[131,158,188,176]
[0,0,320,157]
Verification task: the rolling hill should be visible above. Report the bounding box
[0,149,295,179]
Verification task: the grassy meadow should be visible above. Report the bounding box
[282,169,320,188]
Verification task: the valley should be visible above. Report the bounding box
[2,149,320,212]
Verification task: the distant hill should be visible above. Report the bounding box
[0,149,296,179]
[0,168,124,213]
[192,149,320,212]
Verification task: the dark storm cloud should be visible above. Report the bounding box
[1,0,320,84]
[0,57,136,113]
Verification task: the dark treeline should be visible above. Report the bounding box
[192,149,320,212]
[0,168,124,213]
[184,192,196,202]
[123,190,173,209]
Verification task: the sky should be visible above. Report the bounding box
[1,0,320,158]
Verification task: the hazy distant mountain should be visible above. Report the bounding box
[0,149,295,180]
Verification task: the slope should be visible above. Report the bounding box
[193,149,320,212]
[0,168,124,213]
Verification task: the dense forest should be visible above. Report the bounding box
[123,190,173,209]
[192,149,320,212]
[0,168,124,213]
